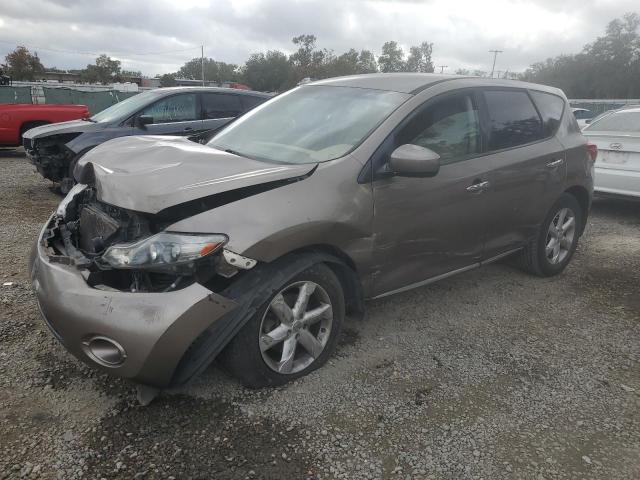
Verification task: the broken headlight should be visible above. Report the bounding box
[101,232,227,270]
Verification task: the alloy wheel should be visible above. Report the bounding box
[545,207,576,265]
[259,281,333,374]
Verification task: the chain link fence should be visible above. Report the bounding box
[0,86,33,104]
[0,85,139,114]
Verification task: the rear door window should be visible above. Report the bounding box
[202,93,242,119]
[140,93,198,123]
[240,95,267,111]
[530,91,565,137]
[483,90,543,151]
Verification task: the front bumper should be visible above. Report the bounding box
[29,223,238,388]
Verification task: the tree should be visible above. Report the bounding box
[290,35,317,70]
[159,73,177,87]
[121,69,142,78]
[177,57,240,84]
[455,68,470,75]
[357,50,378,73]
[405,42,434,73]
[242,51,291,91]
[378,41,405,72]
[522,12,640,98]
[4,46,45,80]
[83,54,121,84]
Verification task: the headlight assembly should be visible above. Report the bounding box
[101,232,227,270]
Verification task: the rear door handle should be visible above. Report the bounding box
[183,127,194,132]
[546,159,564,168]
[466,180,490,193]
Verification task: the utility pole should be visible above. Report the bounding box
[201,45,205,86]
[489,50,502,78]
[438,65,448,74]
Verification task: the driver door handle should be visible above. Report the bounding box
[466,180,490,193]
[183,127,194,132]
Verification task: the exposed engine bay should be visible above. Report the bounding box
[41,185,253,293]
[24,133,81,184]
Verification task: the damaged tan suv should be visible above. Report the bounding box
[30,74,594,400]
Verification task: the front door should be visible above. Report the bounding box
[371,90,490,297]
[135,93,204,136]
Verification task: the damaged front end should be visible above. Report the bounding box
[31,185,265,390]
[25,133,82,185]
[42,184,256,294]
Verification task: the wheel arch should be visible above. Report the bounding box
[283,244,365,315]
[564,185,590,235]
[19,120,49,138]
[169,248,363,387]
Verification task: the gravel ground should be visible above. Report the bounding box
[1,148,638,480]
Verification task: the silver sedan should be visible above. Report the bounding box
[583,107,640,199]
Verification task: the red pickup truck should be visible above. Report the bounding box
[0,104,90,147]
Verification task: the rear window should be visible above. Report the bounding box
[484,90,543,151]
[530,91,565,137]
[586,111,640,132]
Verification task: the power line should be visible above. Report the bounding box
[0,39,201,58]
[489,49,503,78]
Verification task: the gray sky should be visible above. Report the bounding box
[0,0,637,77]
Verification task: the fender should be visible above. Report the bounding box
[169,251,358,386]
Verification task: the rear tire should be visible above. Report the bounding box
[218,262,345,388]
[520,193,583,277]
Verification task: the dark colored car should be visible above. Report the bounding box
[22,87,271,192]
[30,74,593,403]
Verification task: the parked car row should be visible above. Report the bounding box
[27,74,598,403]
[20,87,272,192]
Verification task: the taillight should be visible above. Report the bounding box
[586,142,598,163]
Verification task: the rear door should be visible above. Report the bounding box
[478,88,567,259]
[201,92,243,133]
[135,93,203,136]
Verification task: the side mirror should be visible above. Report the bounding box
[585,119,592,124]
[136,115,153,128]
[390,144,441,177]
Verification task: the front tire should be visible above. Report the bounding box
[218,263,345,388]
[520,193,583,276]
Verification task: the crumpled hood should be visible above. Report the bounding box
[75,135,317,214]
[22,119,102,140]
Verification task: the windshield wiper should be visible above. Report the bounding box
[224,148,246,157]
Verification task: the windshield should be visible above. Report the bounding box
[208,85,409,164]
[586,110,640,132]
[90,90,163,123]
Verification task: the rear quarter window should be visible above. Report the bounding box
[484,90,544,151]
[530,91,565,137]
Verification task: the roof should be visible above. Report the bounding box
[309,73,458,94]
[152,86,271,97]
[308,73,565,96]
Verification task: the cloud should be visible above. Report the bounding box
[0,0,637,76]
